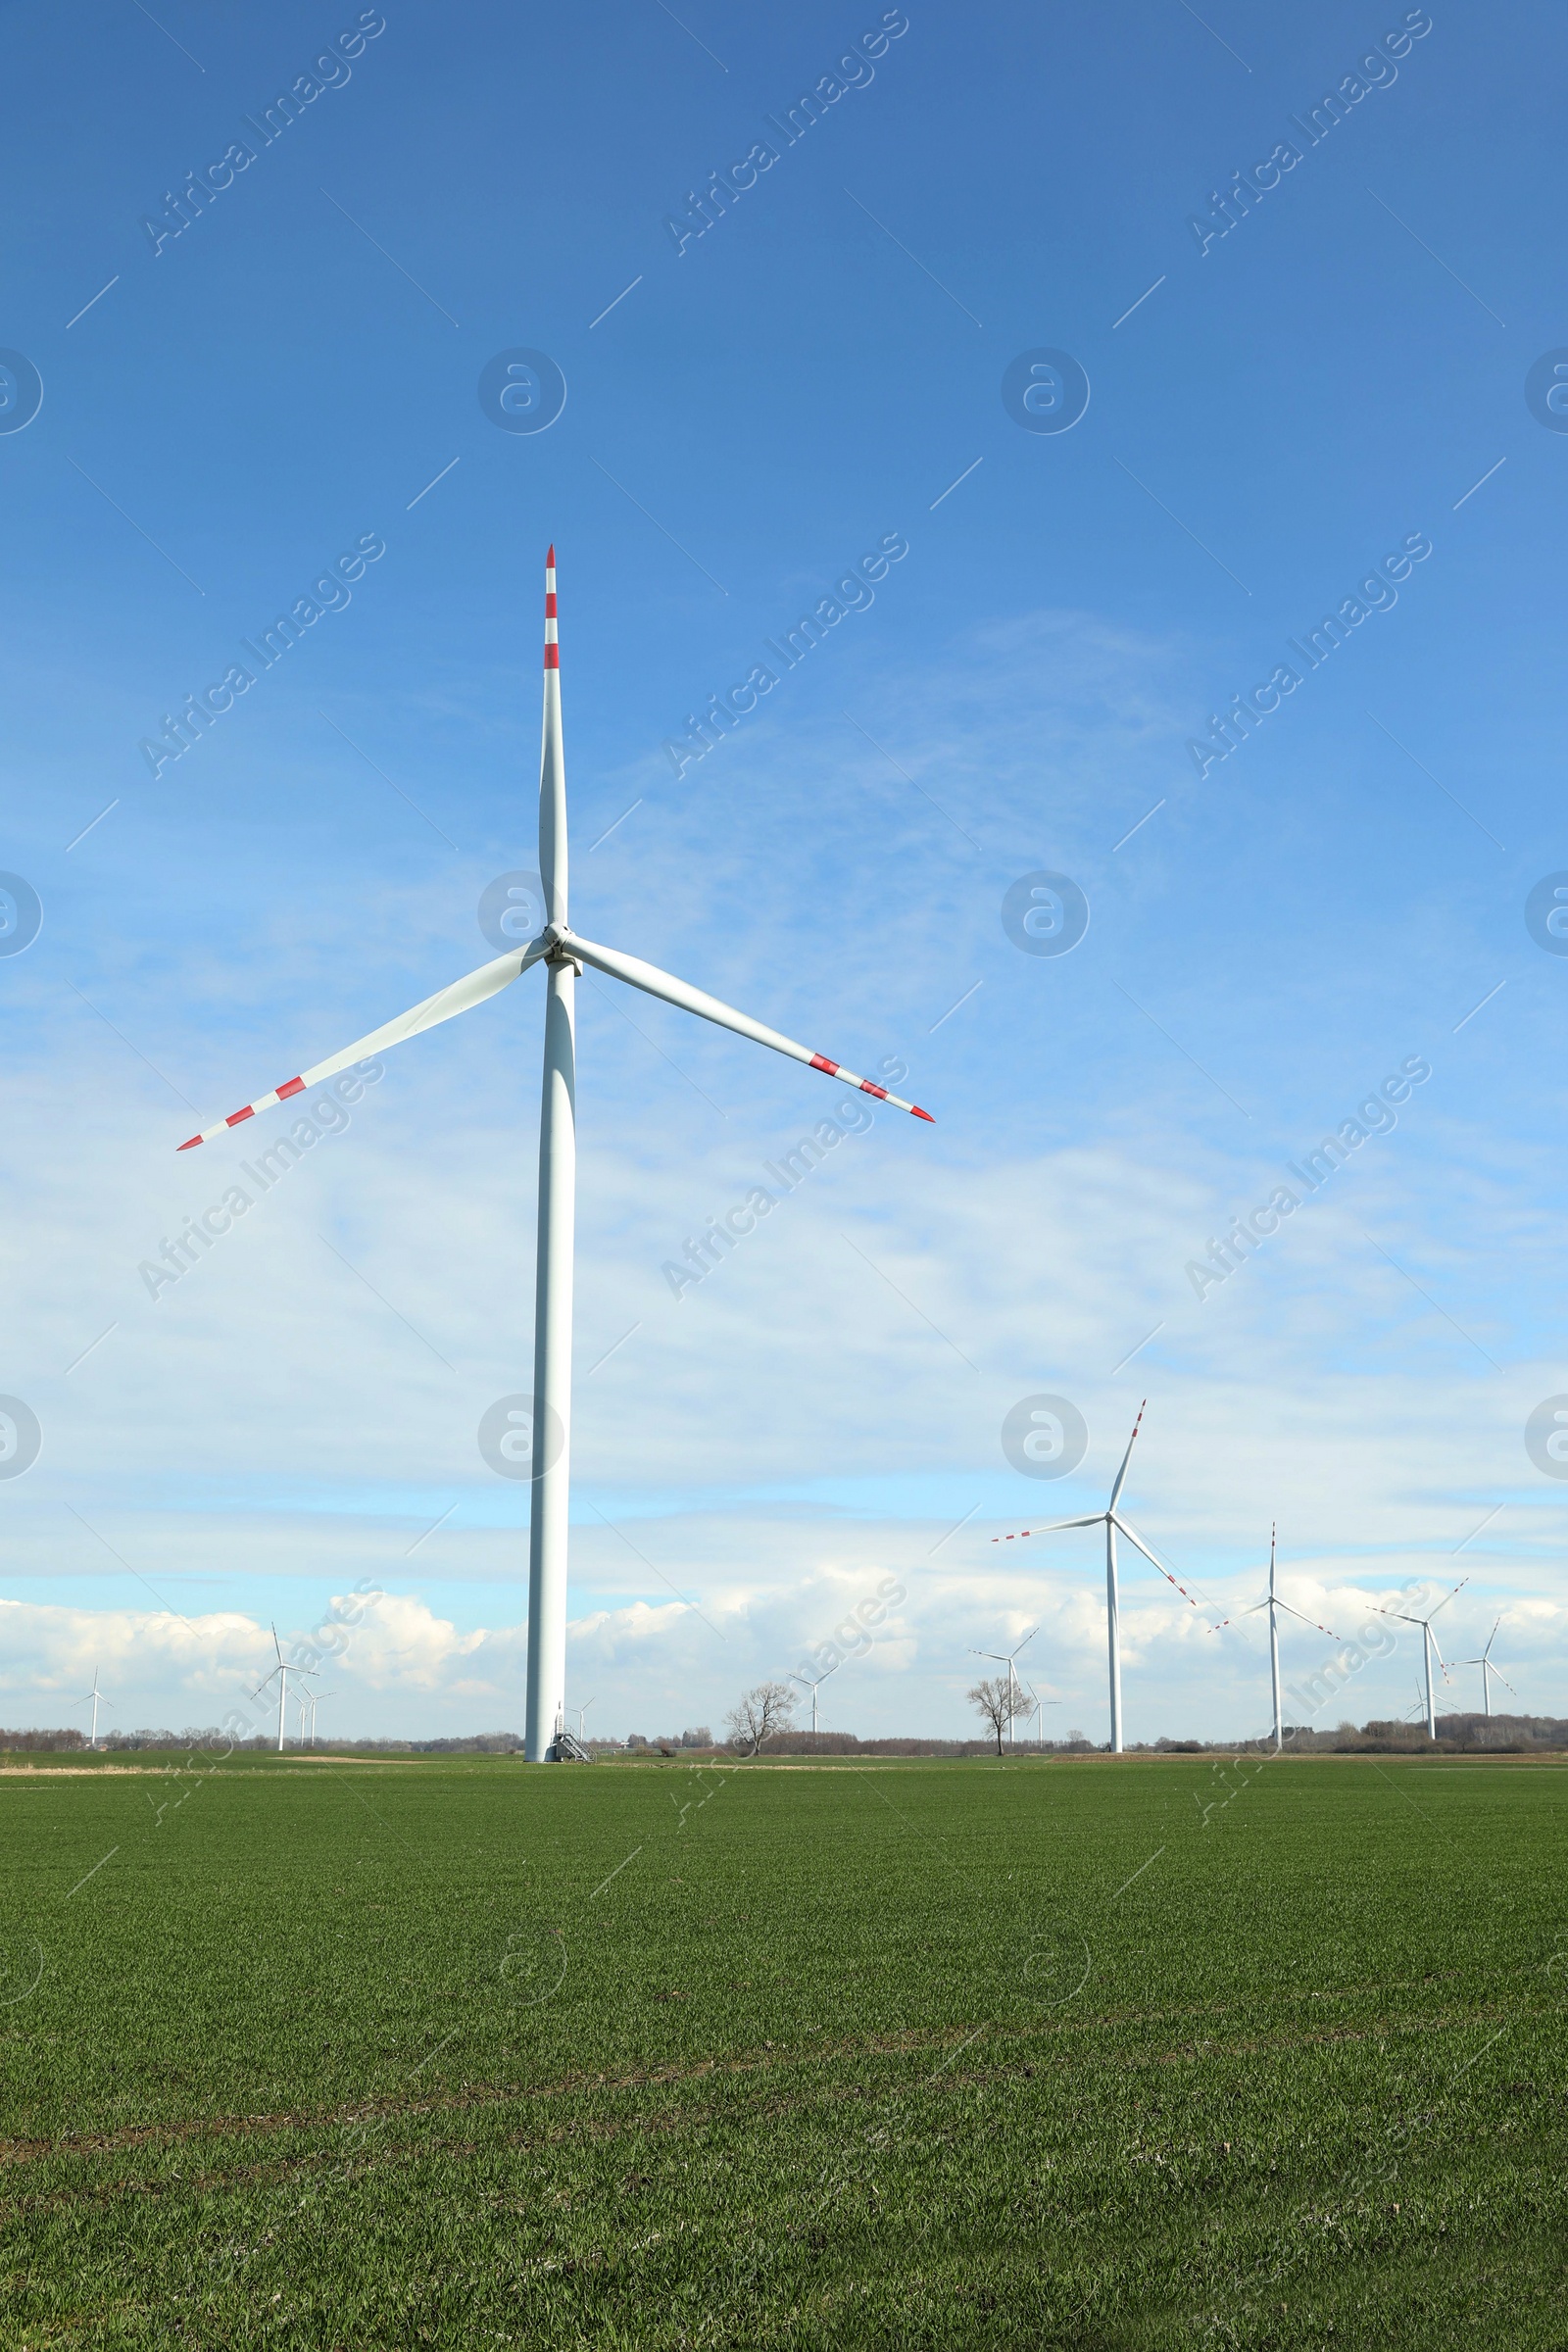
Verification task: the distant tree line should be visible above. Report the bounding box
[1,1714,1564,1759]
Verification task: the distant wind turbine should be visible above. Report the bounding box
[789,1660,840,1738]
[302,1685,337,1748]
[1456,1618,1515,1720]
[175,550,934,1762]
[1371,1578,1467,1740]
[967,1626,1036,1753]
[992,1404,1201,1753]
[76,1666,112,1750]
[254,1627,315,1754]
[1214,1525,1337,1750]
[1018,1682,1060,1750]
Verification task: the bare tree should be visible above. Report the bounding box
[725,1682,798,1757]
[968,1674,1020,1756]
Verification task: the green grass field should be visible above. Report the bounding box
[0,1750,1563,2348]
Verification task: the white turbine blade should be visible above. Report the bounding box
[1369,1606,1419,1626]
[559,929,934,1122]
[1106,1401,1147,1511]
[1494,1669,1518,1697]
[1274,1595,1340,1639]
[540,544,566,926]
[1110,1514,1202,1611]
[1483,1616,1500,1661]
[176,942,543,1151]
[1208,1597,1269,1631]
[991,1513,1104,1545]
[1428,1575,1469,1621]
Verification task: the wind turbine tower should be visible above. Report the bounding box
[176,552,933,1760]
[78,1667,110,1751]
[967,1626,1037,1753]
[1456,1618,1514,1720]
[1218,1525,1338,1750]
[254,1628,315,1754]
[993,1405,1202,1752]
[1372,1579,1467,1740]
[789,1660,841,1740]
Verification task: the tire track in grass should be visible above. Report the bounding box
[0,1995,1516,2178]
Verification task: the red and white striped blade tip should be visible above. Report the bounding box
[177,1075,308,1150]
[544,546,559,668]
[806,1053,932,1121]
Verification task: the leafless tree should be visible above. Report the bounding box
[725,1682,798,1757]
[968,1674,1020,1756]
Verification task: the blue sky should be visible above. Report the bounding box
[2,0,1565,1745]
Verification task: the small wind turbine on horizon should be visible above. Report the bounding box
[76,1666,112,1750]
[302,1686,337,1747]
[992,1405,1202,1753]
[254,1627,315,1754]
[1018,1681,1060,1750]
[967,1625,1036,1753]
[572,1697,596,1741]
[1456,1618,1515,1720]
[789,1659,840,1738]
[176,551,934,1762]
[1371,1577,1467,1740]
[1213,1525,1338,1751]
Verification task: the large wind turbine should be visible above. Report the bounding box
[1371,1577,1466,1740]
[1214,1525,1337,1751]
[992,1404,1201,1753]
[1456,1618,1515,1720]
[176,551,933,1762]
